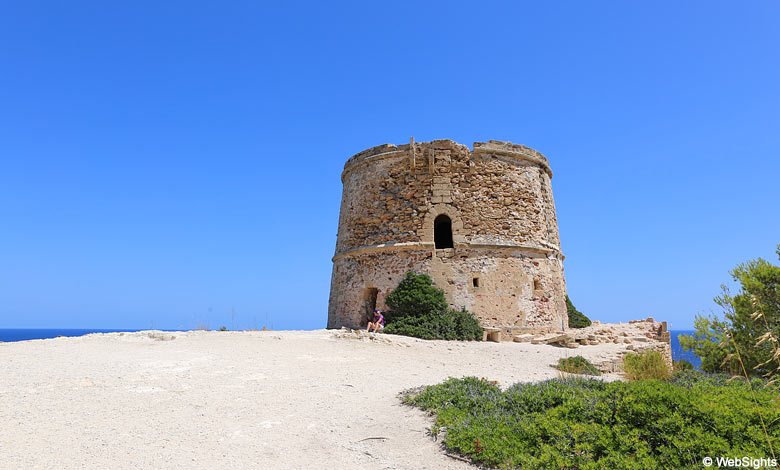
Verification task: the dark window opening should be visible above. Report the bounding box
[362,287,378,322]
[434,214,454,249]
[472,277,480,288]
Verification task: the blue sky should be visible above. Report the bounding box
[1,1,778,330]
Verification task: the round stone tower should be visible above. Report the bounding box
[328,139,568,335]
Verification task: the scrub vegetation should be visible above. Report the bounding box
[555,356,601,376]
[403,374,779,469]
[566,296,591,328]
[673,359,694,372]
[623,350,672,381]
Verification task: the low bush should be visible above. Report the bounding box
[673,359,694,372]
[403,376,780,469]
[556,356,601,376]
[382,271,483,340]
[623,350,671,381]
[383,308,483,341]
[566,295,592,328]
[384,271,448,323]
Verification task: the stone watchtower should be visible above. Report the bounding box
[328,139,568,335]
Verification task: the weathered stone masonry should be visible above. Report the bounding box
[328,139,568,335]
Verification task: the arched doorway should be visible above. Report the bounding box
[434,214,454,249]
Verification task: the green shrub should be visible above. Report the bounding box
[556,356,601,376]
[673,359,694,372]
[566,295,591,328]
[384,271,448,323]
[403,376,780,469]
[384,308,483,341]
[382,271,483,341]
[623,350,671,381]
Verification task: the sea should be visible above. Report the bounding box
[0,329,142,342]
[0,328,704,368]
[670,329,701,369]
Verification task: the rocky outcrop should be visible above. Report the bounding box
[505,318,673,372]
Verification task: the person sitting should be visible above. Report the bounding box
[366,309,385,333]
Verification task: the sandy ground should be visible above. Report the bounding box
[0,329,627,469]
